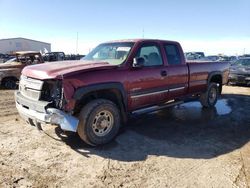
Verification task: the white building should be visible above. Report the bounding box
[0,37,51,54]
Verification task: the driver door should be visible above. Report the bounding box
[127,42,169,110]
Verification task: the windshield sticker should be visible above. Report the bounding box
[116,47,131,52]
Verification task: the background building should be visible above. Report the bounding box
[0,37,51,54]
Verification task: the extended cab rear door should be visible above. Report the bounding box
[162,42,189,99]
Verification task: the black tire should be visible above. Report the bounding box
[199,82,219,108]
[77,99,121,146]
[2,78,17,89]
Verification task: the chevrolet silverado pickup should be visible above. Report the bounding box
[15,39,229,145]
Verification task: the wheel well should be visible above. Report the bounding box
[1,76,18,85]
[74,89,127,123]
[210,75,222,94]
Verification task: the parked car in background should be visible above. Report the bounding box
[185,52,205,60]
[205,55,220,61]
[243,54,250,58]
[217,56,234,62]
[0,51,43,89]
[0,53,5,63]
[228,56,238,62]
[15,39,229,146]
[65,54,85,60]
[197,55,238,63]
[3,57,16,64]
[0,53,15,63]
[43,52,65,62]
[228,57,250,85]
[43,52,86,62]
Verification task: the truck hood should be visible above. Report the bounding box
[22,60,117,80]
[0,61,22,69]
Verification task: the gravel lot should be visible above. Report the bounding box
[0,86,249,187]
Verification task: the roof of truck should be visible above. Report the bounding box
[105,39,178,43]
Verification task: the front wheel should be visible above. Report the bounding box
[199,82,219,108]
[77,99,121,146]
[2,78,17,89]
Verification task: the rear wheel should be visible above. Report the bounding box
[200,82,218,108]
[77,99,121,146]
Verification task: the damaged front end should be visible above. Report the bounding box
[15,76,79,132]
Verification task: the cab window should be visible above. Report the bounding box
[164,44,182,65]
[136,44,163,66]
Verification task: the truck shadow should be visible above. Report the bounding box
[55,94,250,162]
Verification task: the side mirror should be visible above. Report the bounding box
[132,57,145,68]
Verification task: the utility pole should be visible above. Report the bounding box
[142,28,144,38]
[76,32,78,54]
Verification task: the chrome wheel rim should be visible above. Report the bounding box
[209,87,217,104]
[92,110,114,137]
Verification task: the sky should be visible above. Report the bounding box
[0,0,250,55]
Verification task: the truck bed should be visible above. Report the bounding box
[187,61,229,94]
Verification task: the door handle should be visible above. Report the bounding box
[161,70,167,77]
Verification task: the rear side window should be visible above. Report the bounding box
[164,44,182,65]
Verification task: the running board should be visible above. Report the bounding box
[131,101,184,116]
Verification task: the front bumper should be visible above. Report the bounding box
[15,91,79,132]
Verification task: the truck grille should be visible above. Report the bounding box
[19,75,44,100]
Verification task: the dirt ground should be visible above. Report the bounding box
[0,86,249,188]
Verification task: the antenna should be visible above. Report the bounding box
[142,28,144,38]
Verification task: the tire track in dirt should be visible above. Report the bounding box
[0,106,15,111]
[0,100,15,106]
[0,110,18,116]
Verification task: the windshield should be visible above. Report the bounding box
[233,59,250,66]
[82,42,134,65]
[4,58,16,63]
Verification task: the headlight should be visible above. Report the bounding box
[41,80,63,108]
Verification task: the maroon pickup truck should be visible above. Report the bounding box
[15,39,229,145]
